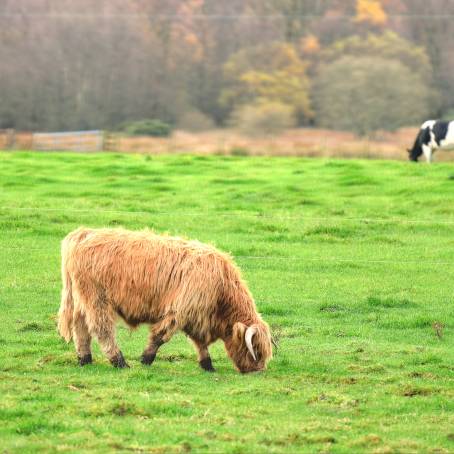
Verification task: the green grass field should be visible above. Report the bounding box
[0,152,453,453]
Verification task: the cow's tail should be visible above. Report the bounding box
[57,256,74,342]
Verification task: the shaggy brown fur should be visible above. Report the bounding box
[57,227,272,373]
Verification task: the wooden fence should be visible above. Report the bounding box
[32,130,103,152]
[0,130,33,150]
[0,130,103,152]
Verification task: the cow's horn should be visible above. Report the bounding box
[245,326,258,361]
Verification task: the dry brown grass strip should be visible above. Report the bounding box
[4,127,454,161]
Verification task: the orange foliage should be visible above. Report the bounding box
[300,35,321,55]
[354,0,388,27]
[171,0,205,62]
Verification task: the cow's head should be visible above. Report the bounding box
[225,321,273,373]
[408,146,422,162]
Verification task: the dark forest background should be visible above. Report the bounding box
[1,0,453,135]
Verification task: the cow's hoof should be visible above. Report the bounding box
[199,357,215,372]
[141,353,156,365]
[78,353,93,366]
[111,352,129,368]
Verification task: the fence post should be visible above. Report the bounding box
[6,129,15,149]
[98,131,105,151]
[103,132,116,152]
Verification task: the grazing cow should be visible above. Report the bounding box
[57,227,272,373]
[408,120,454,162]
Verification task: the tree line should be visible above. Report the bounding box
[0,0,452,135]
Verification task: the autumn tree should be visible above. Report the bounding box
[137,0,285,124]
[354,0,388,28]
[0,0,453,131]
[268,0,325,43]
[0,0,185,130]
[397,0,454,111]
[320,31,433,82]
[313,56,433,135]
[221,43,312,124]
[310,0,357,45]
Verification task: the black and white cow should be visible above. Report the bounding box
[408,120,454,163]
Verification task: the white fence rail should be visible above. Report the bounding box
[32,130,104,152]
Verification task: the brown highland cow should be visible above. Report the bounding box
[58,227,272,373]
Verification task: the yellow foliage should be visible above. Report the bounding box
[354,0,387,27]
[221,43,313,120]
[239,70,312,118]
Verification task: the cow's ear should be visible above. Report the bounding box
[232,322,247,342]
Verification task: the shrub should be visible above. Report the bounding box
[177,110,215,132]
[229,146,250,156]
[230,101,296,137]
[313,56,434,136]
[119,119,173,137]
[321,32,433,83]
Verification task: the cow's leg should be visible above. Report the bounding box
[190,338,215,372]
[141,314,178,365]
[73,310,92,366]
[91,316,128,368]
[80,292,128,368]
[422,144,433,163]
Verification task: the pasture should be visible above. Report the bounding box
[0,152,453,453]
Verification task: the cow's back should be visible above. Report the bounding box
[61,228,229,324]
